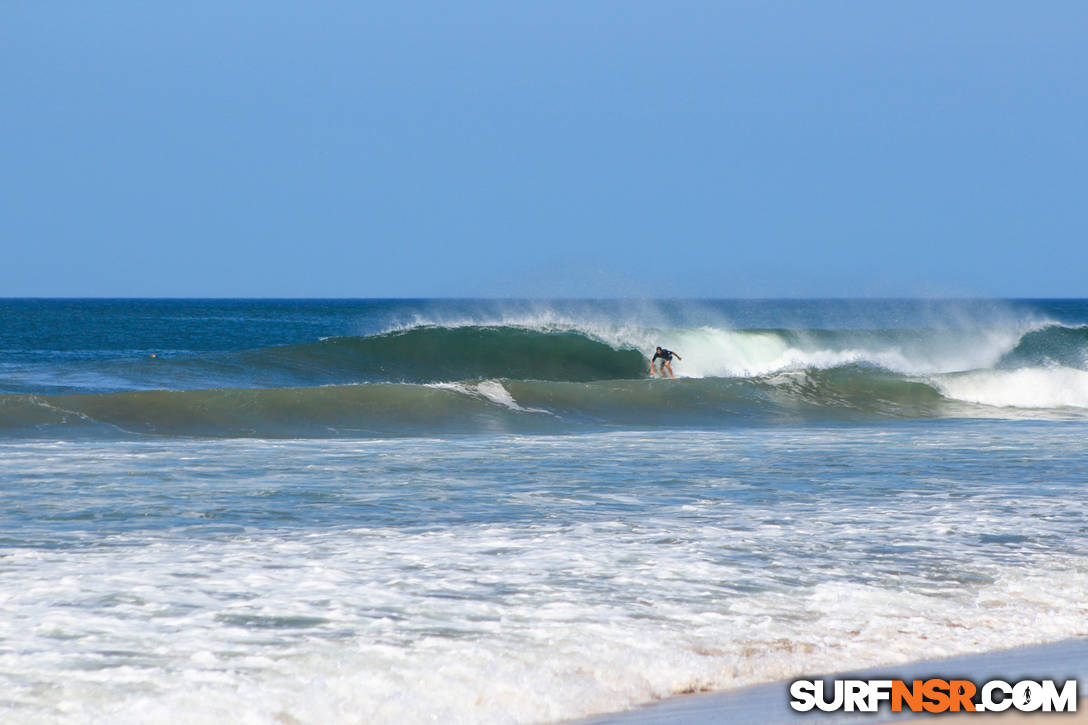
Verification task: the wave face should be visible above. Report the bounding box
[996,324,1088,369]
[0,326,647,394]
[3,300,1088,437]
[251,326,648,383]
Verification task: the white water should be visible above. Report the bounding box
[649,326,1022,378]
[381,306,1054,379]
[386,310,1088,412]
[6,521,1086,724]
[430,380,549,413]
[3,429,1088,724]
[932,366,1088,409]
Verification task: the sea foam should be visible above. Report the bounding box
[3,431,1088,724]
[932,366,1088,409]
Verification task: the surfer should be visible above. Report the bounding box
[650,346,681,378]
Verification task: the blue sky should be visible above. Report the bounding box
[3,1,1086,297]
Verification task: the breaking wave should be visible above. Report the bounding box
[240,321,1088,383]
[3,321,1087,437]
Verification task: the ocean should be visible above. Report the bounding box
[1,298,1087,723]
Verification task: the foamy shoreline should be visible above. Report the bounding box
[573,638,1088,724]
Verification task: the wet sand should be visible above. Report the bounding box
[574,638,1088,724]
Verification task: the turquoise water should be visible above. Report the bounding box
[1,299,1087,723]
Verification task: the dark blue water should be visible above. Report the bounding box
[3,298,1086,359]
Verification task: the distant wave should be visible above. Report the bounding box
[4,362,1086,439]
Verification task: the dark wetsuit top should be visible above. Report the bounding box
[652,348,675,363]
